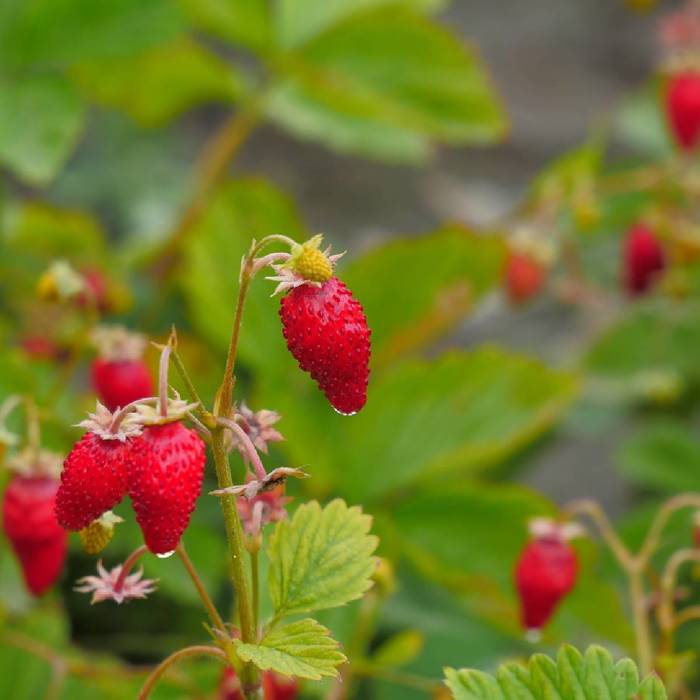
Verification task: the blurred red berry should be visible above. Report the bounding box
[623,224,665,296]
[666,70,700,151]
[78,268,111,312]
[263,672,299,700]
[3,474,67,596]
[515,521,578,633]
[219,667,243,700]
[504,252,545,303]
[92,358,154,412]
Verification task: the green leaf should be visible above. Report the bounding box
[274,0,449,50]
[0,0,184,71]
[268,499,378,617]
[586,304,700,389]
[265,9,507,162]
[71,38,245,127]
[343,226,505,366]
[234,618,346,680]
[372,630,424,669]
[178,0,271,53]
[444,645,667,700]
[180,178,308,369]
[0,76,84,185]
[617,420,700,494]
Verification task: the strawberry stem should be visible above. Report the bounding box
[137,645,227,700]
[217,417,267,481]
[114,545,149,595]
[158,342,173,418]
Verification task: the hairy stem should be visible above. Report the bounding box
[658,549,700,655]
[218,416,267,480]
[629,569,653,677]
[137,646,227,700]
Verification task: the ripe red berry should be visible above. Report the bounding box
[666,70,700,151]
[514,522,578,633]
[219,667,243,700]
[280,277,370,415]
[92,359,154,412]
[3,475,67,596]
[128,422,206,554]
[504,252,545,303]
[623,223,665,296]
[78,268,111,312]
[55,431,136,531]
[263,672,298,700]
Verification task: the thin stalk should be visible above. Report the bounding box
[218,416,267,480]
[638,494,700,564]
[138,646,227,700]
[251,548,260,636]
[114,545,149,594]
[629,569,653,677]
[176,543,226,633]
[658,549,700,655]
[171,347,215,428]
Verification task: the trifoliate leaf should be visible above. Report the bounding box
[234,618,345,680]
[268,499,378,617]
[444,645,667,700]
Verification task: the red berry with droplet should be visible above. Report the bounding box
[515,530,577,632]
[280,277,370,415]
[56,432,136,531]
[666,70,700,151]
[92,359,154,412]
[128,422,206,554]
[3,475,67,596]
[504,252,545,303]
[623,223,665,296]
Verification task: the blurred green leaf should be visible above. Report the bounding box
[266,9,507,162]
[444,645,667,700]
[0,77,84,185]
[312,348,575,502]
[343,226,505,366]
[274,0,449,50]
[615,79,671,158]
[617,420,700,494]
[181,177,308,370]
[586,304,700,385]
[0,0,184,71]
[72,38,245,127]
[235,618,345,679]
[268,499,378,617]
[178,0,271,53]
[372,630,424,668]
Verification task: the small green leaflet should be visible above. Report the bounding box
[234,618,346,680]
[267,499,378,617]
[444,645,667,700]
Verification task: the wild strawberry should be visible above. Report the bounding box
[623,223,666,295]
[128,421,206,554]
[55,404,143,532]
[2,450,67,596]
[504,252,545,303]
[91,326,154,411]
[219,667,243,700]
[263,672,299,700]
[666,71,700,151]
[269,235,370,415]
[514,519,579,634]
[78,268,111,312]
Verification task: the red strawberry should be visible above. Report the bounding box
[280,277,370,415]
[91,326,154,411]
[515,523,577,633]
[219,667,243,700]
[623,223,665,296]
[666,70,700,151]
[78,268,111,313]
[263,672,298,700]
[55,431,135,531]
[504,252,545,303]
[92,358,154,412]
[128,422,205,554]
[3,475,67,596]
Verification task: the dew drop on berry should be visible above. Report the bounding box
[156,550,175,559]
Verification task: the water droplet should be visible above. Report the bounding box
[333,407,357,417]
[156,550,175,559]
[524,628,542,644]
